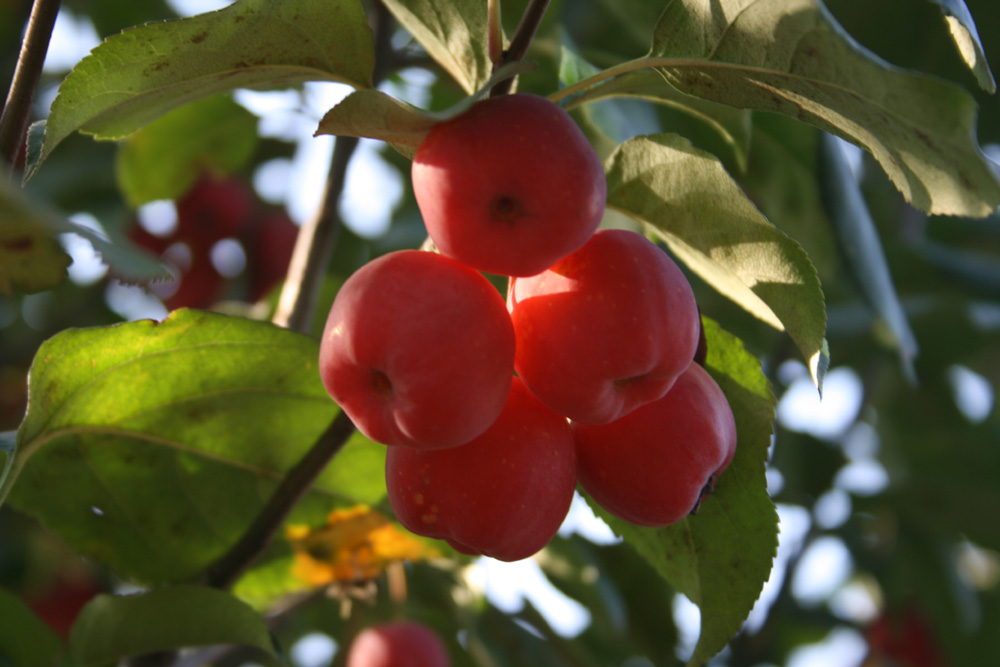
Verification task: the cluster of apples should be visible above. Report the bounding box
[319,94,737,562]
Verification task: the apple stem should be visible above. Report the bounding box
[0,0,61,178]
[490,0,551,97]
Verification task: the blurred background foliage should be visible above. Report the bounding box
[1,0,999,665]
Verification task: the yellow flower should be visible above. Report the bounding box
[287,506,440,586]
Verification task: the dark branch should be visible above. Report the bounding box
[200,410,356,590]
[0,0,61,177]
[490,0,551,97]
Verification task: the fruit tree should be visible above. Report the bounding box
[1,0,999,665]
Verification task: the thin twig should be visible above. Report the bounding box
[0,0,61,177]
[271,134,359,333]
[272,0,394,334]
[200,410,357,590]
[490,0,551,96]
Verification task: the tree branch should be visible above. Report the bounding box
[200,0,399,593]
[272,0,394,334]
[271,134,359,333]
[490,0,551,97]
[0,0,61,177]
[199,410,357,590]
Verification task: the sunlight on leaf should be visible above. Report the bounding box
[605,133,828,389]
[930,0,996,93]
[27,0,373,180]
[315,61,535,157]
[556,0,1000,217]
[316,90,436,158]
[381,0,492,95]
[2,310,383,585]
[644,0,1000,217]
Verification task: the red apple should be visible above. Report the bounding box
[573,362,737,527]
[507,228,700,424]
[412,94,606,277]
[346,621,450,667]
[319,250,515,449]
[386,377,576,561]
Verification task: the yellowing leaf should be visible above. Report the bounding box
[287,506,439,585]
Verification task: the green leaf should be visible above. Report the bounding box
[818,132,918,382]
[558,34,600,89]
[736,114,843,285]
[566,70,753,172]
[0,179,169,293]
[557,33,621,150]
[315,89,436,158]
[314,61,535,157]
[1,310,383,585]
[0,432,13,501]
[115,95,259,208]
[381,0,492,95]
[638,0,1000,217]
[587,318,778,667]
[0,199,71,295]
[563,0,665,63]
[0,588,65,667]
[69,585,282,667]
[26,0,373,180]
[930,0,996,93]
[605,133,829,389]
